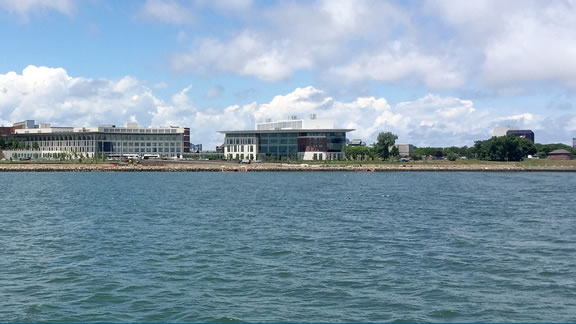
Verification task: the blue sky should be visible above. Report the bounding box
[1,0,576,148]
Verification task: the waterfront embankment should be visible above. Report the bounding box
[2,160,576,172]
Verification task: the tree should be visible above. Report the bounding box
[389,146,399,158]
[446,152,459,161]
[472,136,536,161]
[373,132,398,160]
[534,143,576,159]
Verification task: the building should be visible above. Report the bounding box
[506,129,534,142]
[348,139,366,146]
[492,127,535,142]
[219,118,354,161]
[5,120,190,159]
[547,149,573,160]
[573,138,576,148]
[394,144,414,158]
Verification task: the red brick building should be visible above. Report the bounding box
[547,149,573,160]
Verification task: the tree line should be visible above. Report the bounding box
[345,132,573,162]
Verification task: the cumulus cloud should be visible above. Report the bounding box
[2,66,573,149]
[138,0,194,25]
[163,0,576,92]
[327,42,465,88]
[482,6,576,86]
[0,66,160,127]
[0,0,73,16]
[172,32,312,81]
[170,0,419,84]
[428,0,576,88]
[151,86,558,148]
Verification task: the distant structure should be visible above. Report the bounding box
[547,149,573,160]
[573,138,576,148]
[190,143,203,152]
[348,139,366,146]
[2,120,190,159]
[493,127,535,142]
[394,144,414,158]
[219,117,354,161]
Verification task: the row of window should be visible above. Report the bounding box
[226,145,255,153]
[19,135,182,141]
[103,128,179,133]
[227,153,255,160]
[225,137,256,145]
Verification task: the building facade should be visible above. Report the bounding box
[5,121,190,158]
[547,149,573,160]
[394,144,414,157]
[493,127,535,142]
[220,118,354,161]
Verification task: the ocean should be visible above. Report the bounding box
[1,172,575,322]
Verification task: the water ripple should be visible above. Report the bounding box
[1,172,575,322]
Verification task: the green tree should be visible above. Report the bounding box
[446,152,459,161]
[473,136,536,161]
[345,146,374,161]
[373,132,398,160]
[389,146,399,159]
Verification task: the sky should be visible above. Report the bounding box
[1,0,576,149]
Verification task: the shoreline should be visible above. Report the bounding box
[1,161,576,172]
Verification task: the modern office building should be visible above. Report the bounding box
[219,117,354,161]
[5,120,190,158]
[493,127,535,142]
[506,129,534,142]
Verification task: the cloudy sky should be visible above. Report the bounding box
[1,0,576,148]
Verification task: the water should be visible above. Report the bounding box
[1,172,575,322]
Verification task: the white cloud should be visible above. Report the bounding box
[170,0,418,83]
[151,86,557,148]
[167,0,576,89]
[138,0,194,25]
[0,66,160,127]
[172,32,312,81]
[195,0,252,11]
[428,0,576,88]
[328,42,465,89]
[0,0,73,16]
[482,6,576,86]
[3,66,573,149]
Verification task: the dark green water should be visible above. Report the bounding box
[1,172,575,322]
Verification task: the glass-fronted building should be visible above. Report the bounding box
[8,121,190,158]
[219,119,354,161]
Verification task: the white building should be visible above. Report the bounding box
[6,121,191,159]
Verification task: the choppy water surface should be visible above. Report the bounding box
[1,172,575,322]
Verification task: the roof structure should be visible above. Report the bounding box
[548,149,572,155]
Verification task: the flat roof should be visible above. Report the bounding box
[219,129,355,134]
